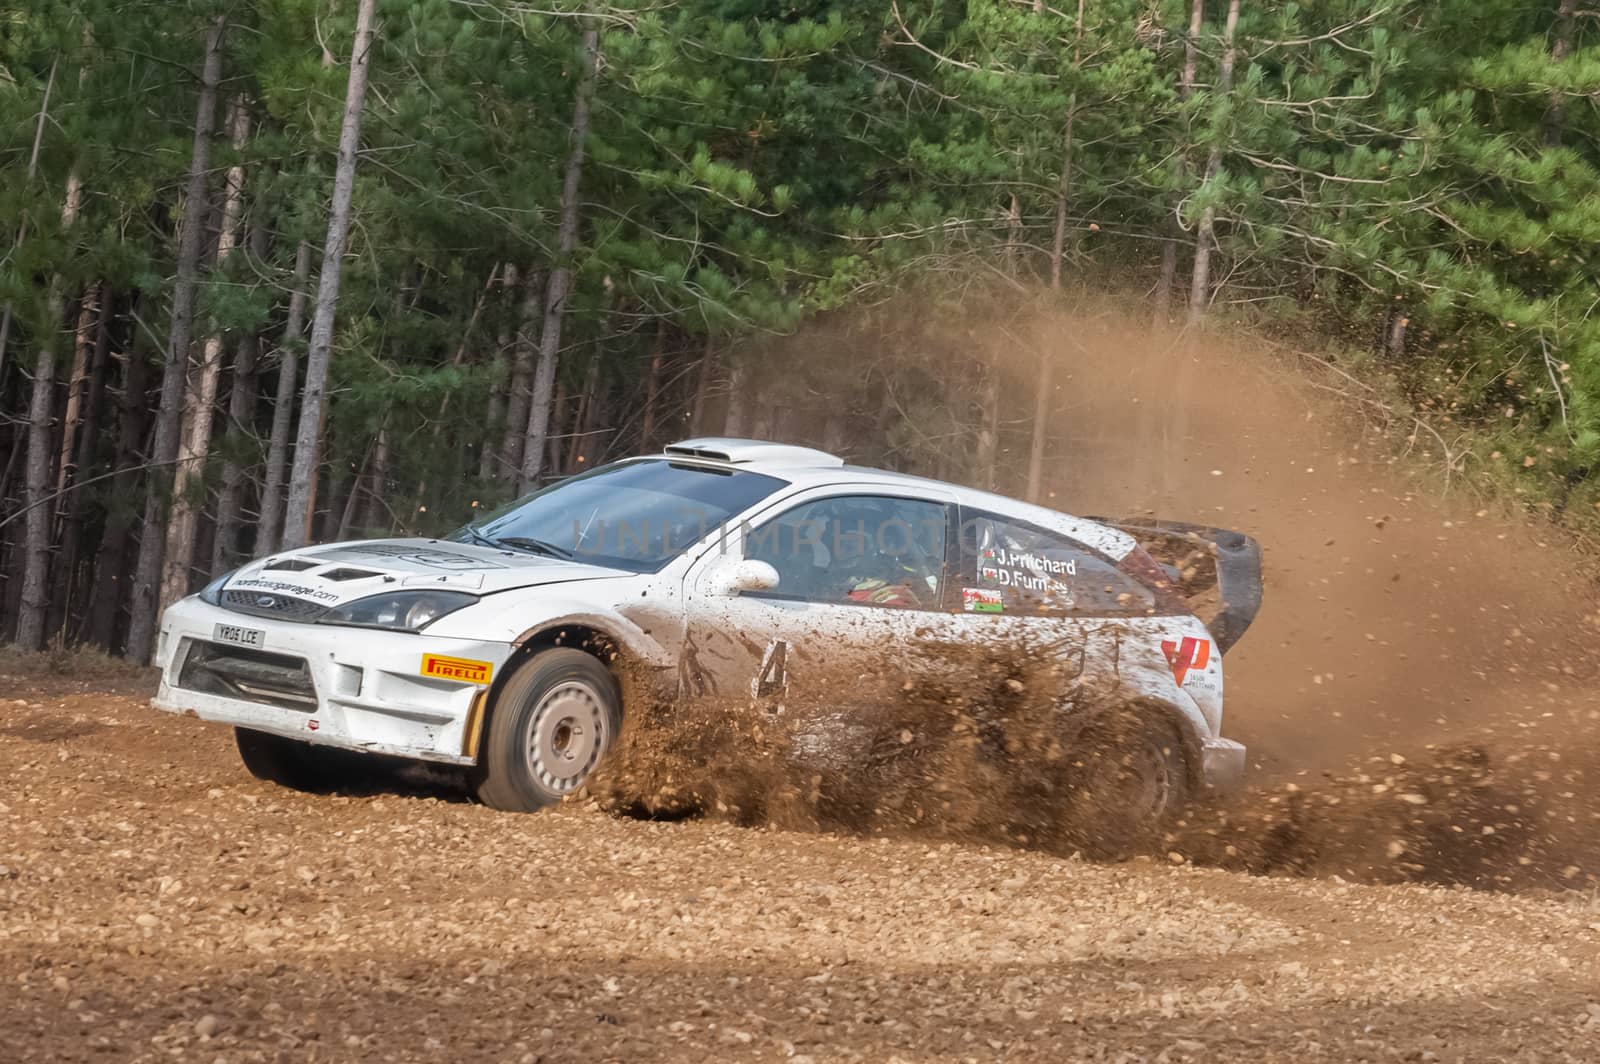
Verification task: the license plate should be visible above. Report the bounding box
[213,623,265,649]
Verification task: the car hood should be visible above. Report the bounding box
[221,537,628,607]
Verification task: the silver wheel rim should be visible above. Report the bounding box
[1132,738,1173,820]
[1087,734,1172,821]
[524,679,609,794]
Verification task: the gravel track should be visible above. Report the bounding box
[4,673,1600,1062]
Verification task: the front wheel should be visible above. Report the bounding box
[1064,709,1192,857]
[473,648,621,812]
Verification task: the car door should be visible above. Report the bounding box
[679,488,963,711]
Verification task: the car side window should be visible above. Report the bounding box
[957,510,1155,617]
[743,495,948,610]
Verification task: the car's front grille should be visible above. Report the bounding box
[178,642,317,712]
[220,590,328,622]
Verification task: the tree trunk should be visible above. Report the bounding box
[1186,0,1240,327]
[89,297,149,651]
[212,222,271,573]
[43,287,95,635]
[690,335,717,436]
[360,427,391,531]
[17,329,61,652]
[126,16,227,663]
[1544,0,1579,147]
[50,287,111,640]
[480,332,510,482]
[16,171,84,651]
[495,268,543,484]
[1047,105,1077,293]
[281,0,379,550]
[1386,302,1408,359]
[723,357,750,437]
[589,371,614,465]
[639,320,665,449]
[822,407,848,457]
[336,437,374,541]
[1181,0,1202,91]
[257,33,336,551]
[1154,0,1206,323]
[55,291,97,502]
[566,362,591,475]
[2,445,27,642]
[548,376,569,476]
[1155,241,1179,322]
[570,351,603,472]
[161,97,252,609]
[1026,95,1078,504]
[1,438,25,640]
[479,266,518,480]
[211,325,261,575]
[749,397,776,444]
[518,17,600,492]
[319,457,352,545]
[976,361,1000,490]
[1005,193,1023,276]
[258,240,312,555]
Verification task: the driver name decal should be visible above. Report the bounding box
[978,547,1075,592]
[1161,636,1211,685]
[421,654,494,684]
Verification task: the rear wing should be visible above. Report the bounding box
[1097,517,1263,655]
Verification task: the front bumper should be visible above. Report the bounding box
[152,597,513,765]
[1201,737,1247,793]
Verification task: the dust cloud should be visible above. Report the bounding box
[1023,315,1599,766]
[1027,313,1600,889]
[592,301,1600,891]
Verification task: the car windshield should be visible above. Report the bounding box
[450,460,787,573]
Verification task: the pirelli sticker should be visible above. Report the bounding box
[421,654,494,685]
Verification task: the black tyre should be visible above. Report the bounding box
[473,648,621,812]
[234,727,356,793]
[1064,708,1192,856]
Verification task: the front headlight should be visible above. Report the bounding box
[319,590,478,632]
[199,569,238,606]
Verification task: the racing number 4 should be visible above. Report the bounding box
[755,639,789,699]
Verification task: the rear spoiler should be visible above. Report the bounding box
[1096,518,1263,655]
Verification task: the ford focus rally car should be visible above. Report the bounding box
[153,438,1261,829]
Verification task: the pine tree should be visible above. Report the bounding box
[126,15,228,664]
[282,0,378,550]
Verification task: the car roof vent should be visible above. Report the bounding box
[261,557,319,572]
[663,437,845,468]
[318,567,383,582]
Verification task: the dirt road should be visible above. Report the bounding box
[3,667,1599,1063]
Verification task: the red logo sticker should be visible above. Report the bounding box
[307,719,320,731]
[1161,636,1211,685]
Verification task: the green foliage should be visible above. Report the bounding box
[7,0,1600,559]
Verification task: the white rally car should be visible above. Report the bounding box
[154,439,1260,829]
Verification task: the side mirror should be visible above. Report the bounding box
[704,557,780,597]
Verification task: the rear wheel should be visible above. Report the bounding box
[473,648,621,812]
[1065,709,1191,856]
[235,727,355,793]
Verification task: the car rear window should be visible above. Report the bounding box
[957,510,1167,617]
